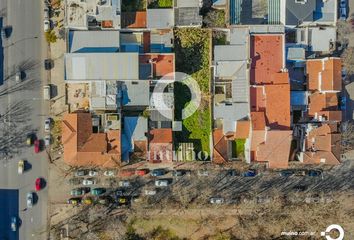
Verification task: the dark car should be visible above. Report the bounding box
[308,169,322,177]
[44,59,52,70]
[280,169,295,177]
[91,188,106,196]
[172,169,187,177]
[68,178,81,185]
[75,169,88,177]
[243,169,257,177]
[150,168,166,177]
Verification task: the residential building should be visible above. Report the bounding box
[147,9,174,29]
[296,26,336,52]
[174,0,203,27]
[68,31,120,53]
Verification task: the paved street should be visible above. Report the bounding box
[0,0,49,239]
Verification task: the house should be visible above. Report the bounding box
[148,128,173,162]
[68,31,120,53]
[285,0,337,27]
[62,112,121,167]
[139,54,175,78]
[295,123,341,165]
[147,9,174,29]
[296,26,336,52]
[121,11,147,28]
[213,27,251,163]
[174,0,202,27]
[66,0,121,30]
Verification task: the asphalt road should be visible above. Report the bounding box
[0,0,49,239]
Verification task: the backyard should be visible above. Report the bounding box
[174,28,212,157]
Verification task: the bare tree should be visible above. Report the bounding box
[341,121,354,153]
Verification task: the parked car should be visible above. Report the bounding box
[11,217,17,232]
[75,169,88,177]
[83,178,97,186]
[340,7,347,20]
[44,59,52,71]
[15,70,22,83]
[34,139,40,153]
[340,0,347,8]
[44,135,51,146]
[68,178,81,185]
[135,169,149,176]
[44,19,50,32]
[1,27,7,39]
[70,188,90,196]
[280,169,295,177]
[103,170,115,177]
[27,192,33,208]
[308,169,323,177]
[150,168,166,177]
[91,188,106,196]
[18,160,24,174]
[144,189,157,196]
[26,133,34,145]
[89,170,98,177]
[35,178,42,191]
[67,197,82,206]
[98,196,112,205]
[172,169,186,177]
[339,95,347,111]
[117,196,129,205]
[210,197,224,204]
[44,7,50,19]
[83,197,93,205]
[197,169,209,177]
[242,169,257,177]
[44,118,51,132]
[155,179,170,187]
[118,180,130,187]
[43,84,51,99]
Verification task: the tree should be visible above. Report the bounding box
[203,10,225,28]
[341,121,354,153]
[45,30,57,43]
[341,47,354,75]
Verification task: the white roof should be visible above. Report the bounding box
[65,53,139,80]
[147,9,174,29]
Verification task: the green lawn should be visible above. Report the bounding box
[148,0,173,8]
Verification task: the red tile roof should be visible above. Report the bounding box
[250,35,284,85]
[307,58,342,92]
[213,129,228,164]
[62,112,121,167]
[139,54,174,77]
[149,128,173,162]
[235,120,251,139]
[308,92,341,121]
[251,112,266,130]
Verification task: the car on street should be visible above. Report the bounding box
[15,70,22,83]
[35,178,42,191]
[18,160,24,174]
[89,170,98,177]
[210,197,224,204]
[118,180,130,187]
[197,169,209,176]
[34,139,40,153]
[340,0,346,8]
[242,169,257,177]
[27,192,33,208]
[26,133,34,145]
[11,217,17,232]
[172,169,187,177]
[98,196,112,205]
[67,197,82,206]
[155,179,170,187]
[44,7,50,19]
[308,169,323,177]
[117,196,129,205]
[280,169,295,177]
[150,168,166,177]
[44,19,50,32]
[103,170,115,177]
[44,118,51,132]
[1,27,7,39]
[91,188,106,196]
[71,188,90,196]
[83,178,97,186]
[43,84,51,99]
[83,198,93,205]
[44,59,52,71]
[339,95,347,111]
[135,169,149,176]
[144,189,157,196]
[340,7,347,20]
[44,135,51,146]
[75,169,88,177]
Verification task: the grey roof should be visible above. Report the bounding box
[119,81,149,106]
[65,53,139,80]
[147,9,174,29]
[151,30,173,47]
[287,47,305,60]
[214,45,247,62]
[296,27,336,52]
[286,0,336,26]
[69,31,120,53]
[214,103,249,133]
[230,27,249,45]
[175,7,202,26]
[124,116,148,141]
[176,0,200,8]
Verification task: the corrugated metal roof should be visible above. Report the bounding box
[147,9,174,29]
[69,31,120,53]
[65,53,139,80]
[268,0,281,24]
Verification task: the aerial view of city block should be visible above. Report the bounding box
[0,0,354,239]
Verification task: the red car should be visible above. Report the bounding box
[34,140,40,153]
[35,178,42,191]
[135,169,149,176]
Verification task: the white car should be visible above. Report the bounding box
[155,179,169,187]
[15,71,21,83]
[44,19,50,32]
[82,178,96,186]
[18,160,24,174]
[45,135,51,146]
[27,192,33,208]
[89,170,98,177]
[210,197,224,204]
[103,170,115,177]
[118,180,130,187]
[144,189,157,196]
[44,118,51,132]
[44,7,50,19]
